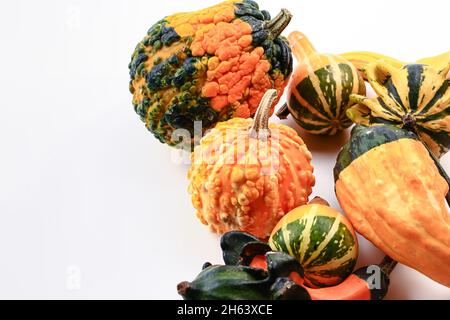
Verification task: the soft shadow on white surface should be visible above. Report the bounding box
[279,116,351,154]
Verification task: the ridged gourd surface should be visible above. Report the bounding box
[269,204,358,288]
[287,46,365,135]
[348,62,450,158]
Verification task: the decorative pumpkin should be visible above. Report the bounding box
[276,32,366,135]
[346,60,450,158]
[129,0,294,148]
[334,124,450,287]
[268,197,358,288]
[188,89,315,239]
[178,231,395,300]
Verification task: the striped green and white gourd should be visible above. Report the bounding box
[277,31,366,135]
[347,60,450,158]
[268,200,358,288]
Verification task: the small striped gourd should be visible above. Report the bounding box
[268,197,358,288]
[346,60,450,158]
[277,32,365,135]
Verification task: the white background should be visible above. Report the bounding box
[0,0,449,299]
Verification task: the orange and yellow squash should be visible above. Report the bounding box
[129,0,293,148]
[188,90,315,239]
[277,32,366,135]
[334,124,450,287]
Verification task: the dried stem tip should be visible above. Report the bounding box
[265,9,293,40]
[248,89,278,140]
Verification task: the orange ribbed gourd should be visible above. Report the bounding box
[188,90,315,239]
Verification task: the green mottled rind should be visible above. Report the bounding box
[129,0,293,148]
[334,125,418,182]
[269,215,357,287]
[129,28,217,146]
[289,63,363,135]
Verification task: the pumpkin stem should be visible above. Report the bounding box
[264,9,292,40]
[402,113,416,129]
[308,196,330,207]
[248,89,278,140]
[276,103,291,120]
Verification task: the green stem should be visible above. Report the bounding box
[264,9,292,40]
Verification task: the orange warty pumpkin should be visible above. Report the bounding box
[188,89,315,239]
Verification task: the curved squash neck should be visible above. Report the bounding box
[288,31,317,62]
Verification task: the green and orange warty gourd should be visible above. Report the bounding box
[334,124,450,287]
[188,90,315,239]
[277,32,365,135]
[129,0,293,148]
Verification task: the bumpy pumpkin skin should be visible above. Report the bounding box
[281,32,365,135]
[129,0,293,148]
[269,203,358,288]
[188,118,315,239]
[348,61,450,158]
[334,125,450,287]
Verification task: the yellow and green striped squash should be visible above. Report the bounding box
[279,32,366,135]
[268,202,358,288]
[347,60,450,158]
